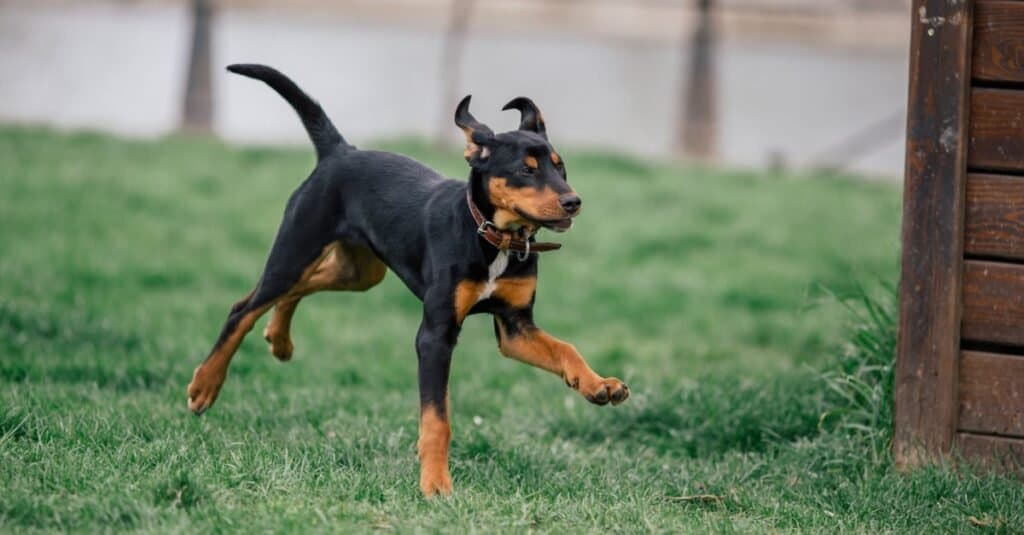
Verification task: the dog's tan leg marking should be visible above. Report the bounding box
[418,400,452,497]
[189,242,387,413]
[188,300,275,413]
[261,242,388,361]
[304,242,387,292]
[264,297,298,361]
[495,320,629,405]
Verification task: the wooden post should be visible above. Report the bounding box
[893,0,974,468]
[182,0,215,134]
[678,0,717,160]
[437,0,475,147]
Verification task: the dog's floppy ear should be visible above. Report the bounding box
[454,95,494,163]
[502,97,547,139]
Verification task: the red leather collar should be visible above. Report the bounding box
[466,188,562,254]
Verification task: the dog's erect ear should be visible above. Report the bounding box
[454,95,494,163]
[502,97,547,139]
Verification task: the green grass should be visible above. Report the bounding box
[1,126,1021,533]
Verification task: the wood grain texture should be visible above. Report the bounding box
[968,88,1024,173]
[959,351,1024,436]
[973,0,1024,83]
[965,173,1024,260]
[956,432,1024,471]
[962,260,1024,347]
[895,0,974,468]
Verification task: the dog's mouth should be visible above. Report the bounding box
[541,218,573,233]
[516,209,574,233]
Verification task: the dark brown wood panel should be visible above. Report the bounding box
[969,88,1024,173]
[895,0,974,468]
[956,433,1024,470]
[965,173,1024,260]
[962,260,1024,346]
[959,351,1024,436]
[973,0,1024,83]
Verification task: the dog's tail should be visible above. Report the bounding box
[227,64,349,160]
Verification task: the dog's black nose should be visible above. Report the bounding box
[560,194,582,215]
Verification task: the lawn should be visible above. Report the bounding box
[1,126,1021,532]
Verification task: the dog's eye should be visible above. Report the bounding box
[520,166,535,175]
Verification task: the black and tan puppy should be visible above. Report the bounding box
[187,64,629,497]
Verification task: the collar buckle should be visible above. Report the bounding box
[477,220,498,236]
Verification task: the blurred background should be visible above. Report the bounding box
[0,0,911,177]
[6,2,968,530]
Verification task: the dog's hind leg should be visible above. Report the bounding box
[187,277,291,415]
[187,237,343,414]
[264,297,299,361]
[261,242,387,362]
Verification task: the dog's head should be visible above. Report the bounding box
[456,96,579,232]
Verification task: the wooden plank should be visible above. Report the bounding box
[965,173,1024,260]
[959,351,1024,436]
[895,0,974,468]
[968,88,1024,173]
[956,432,1024,471]
[962,260,1024,346]
[973,0,1024,83]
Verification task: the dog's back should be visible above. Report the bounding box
[317,149,465,294]
[228,63,466,293]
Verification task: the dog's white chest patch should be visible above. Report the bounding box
[478,250,509,302]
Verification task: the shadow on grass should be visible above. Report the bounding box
[551,285,898,460]
[550,373,827,458]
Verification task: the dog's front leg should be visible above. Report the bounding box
[415,304,458,498]
[494,311,629,406]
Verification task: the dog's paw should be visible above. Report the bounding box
[577,376,630,406]
[420,469,453,499]
[263,327,294,362]
[187,365,225,415]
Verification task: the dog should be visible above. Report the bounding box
[187,64,630,497]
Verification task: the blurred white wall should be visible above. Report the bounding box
[0,1,910,177]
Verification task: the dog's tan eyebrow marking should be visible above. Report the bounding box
[524,156,539,169]
[550,152,561,165]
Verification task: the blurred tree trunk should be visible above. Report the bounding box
[182,0,214,134]
[678,0,717,160]
[437,0,474,147]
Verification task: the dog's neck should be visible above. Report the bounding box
[468,171,496,222]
